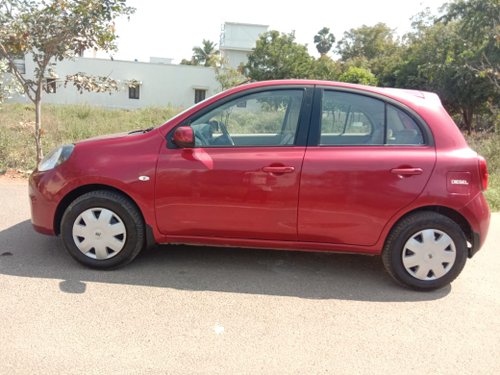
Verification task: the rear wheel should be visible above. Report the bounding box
[61,190,145,269]
[382,211,468,290]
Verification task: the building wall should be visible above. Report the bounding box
[220,22,268,69]
[10,55,220,109]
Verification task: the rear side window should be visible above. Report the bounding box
[320,91,425,146]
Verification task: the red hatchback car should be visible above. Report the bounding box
[29,80,490,290]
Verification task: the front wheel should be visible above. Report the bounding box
[61,190,145,269]
[382,211,468,290]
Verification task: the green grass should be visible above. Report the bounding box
[0,103,499,210]
[465,132,500,211]
[0,103,181,171]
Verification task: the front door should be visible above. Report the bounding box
[155,88,311,241]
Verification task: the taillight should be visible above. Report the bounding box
[478,156,488,191]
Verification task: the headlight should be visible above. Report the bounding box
[38,144,75,172]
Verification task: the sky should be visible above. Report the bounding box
[104,0,449,64]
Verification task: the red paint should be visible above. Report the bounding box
[29,80,490,257]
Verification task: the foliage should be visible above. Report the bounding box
[465,132,500,211]
[181,39,220,67]
[245,31,313,81]
[336,22,402,86]
[397,3,499,133]
[0,0,135,162]
[214,62,248,91]
[441,0,499,90]
[338,66,378,86]
[0,58,21,103]
[309,55,341,80]
[314,27,335,56]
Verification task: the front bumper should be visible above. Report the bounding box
[29,171,59,235]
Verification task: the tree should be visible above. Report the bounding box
[338,66,378,86]
[396,8,497,133]
[336,23,402,86]
[191,39,219,67]
[0,58,21,103]
[245,30,313,81]
[214,62,248,91]
[0,0,134,163]
[314,27,335,56]
[441,0,499,90]
[309,55,341,81]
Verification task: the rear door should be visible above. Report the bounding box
[298,88,436,246]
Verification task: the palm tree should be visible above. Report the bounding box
[314,27,335,56]
[192,39,220,67]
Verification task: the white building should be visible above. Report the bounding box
[220,22,268,69]
[8,22,268,109]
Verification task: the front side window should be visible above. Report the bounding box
[189,90,304,147]
[320,90,424,146]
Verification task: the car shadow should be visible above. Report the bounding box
[0,220,451,301]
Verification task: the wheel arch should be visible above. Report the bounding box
[54,184,144,236]
[386,205,473,249]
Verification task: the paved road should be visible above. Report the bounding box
[0,181,499,374]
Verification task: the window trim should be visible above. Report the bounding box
[166,85,314,149]
[309,87,434,147]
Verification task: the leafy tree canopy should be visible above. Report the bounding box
[245,30,313,81]
[0,0,135,161]
[314,27,335,56]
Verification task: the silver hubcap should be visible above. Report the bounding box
[72,208,127,260]
[402,229,456,281]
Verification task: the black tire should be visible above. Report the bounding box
[382,211,468,291]
[61,190,145,269]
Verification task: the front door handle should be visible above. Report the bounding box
[262,166,295,174]
[391,167,423,176]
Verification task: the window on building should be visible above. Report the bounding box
[13,55,26,74]
[129,85,140,99]
[194,89,207,103]
[45,78,56,94]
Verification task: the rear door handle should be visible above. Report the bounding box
[391,167,423,176]
[262,166,295,174]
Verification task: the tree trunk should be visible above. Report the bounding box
[461,107,474,134]
[35,96,43,164]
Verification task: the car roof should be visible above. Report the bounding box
[228,79,439,106]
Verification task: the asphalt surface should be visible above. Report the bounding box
[0,180,499,374]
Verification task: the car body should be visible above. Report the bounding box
[29,80,490,290]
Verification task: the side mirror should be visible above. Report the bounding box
[172,126,194,148]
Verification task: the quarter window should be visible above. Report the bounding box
[386,105,424,145]
[189,90,304,147]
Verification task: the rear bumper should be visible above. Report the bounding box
[459,192,490,257]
